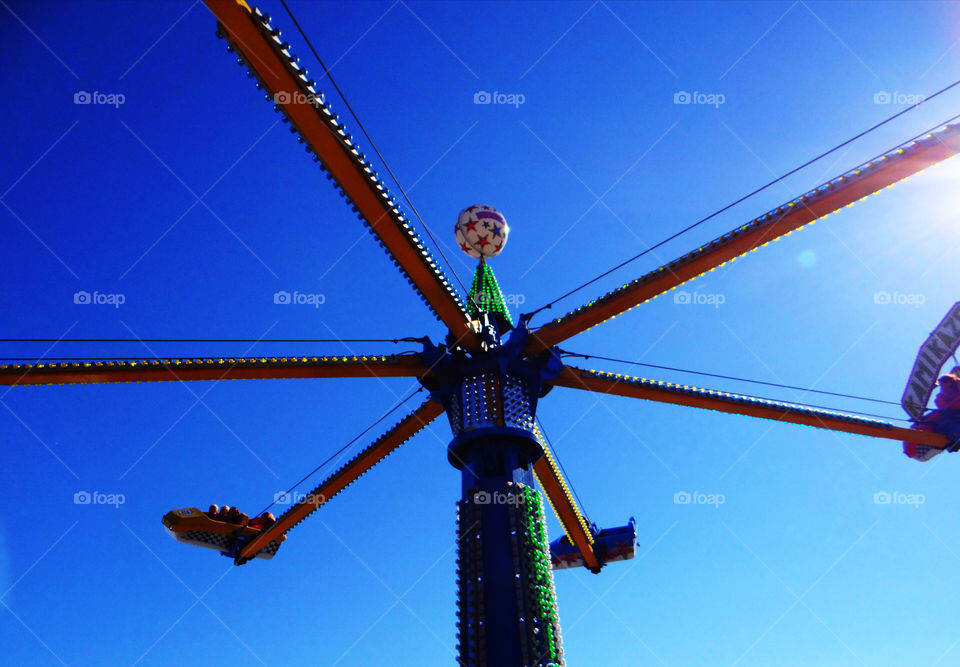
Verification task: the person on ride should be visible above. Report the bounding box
[206,504,275,530]
[247,512,276,530]
[904,372,960,460]
[935,373,960,411]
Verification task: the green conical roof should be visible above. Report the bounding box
[466,261,513,327]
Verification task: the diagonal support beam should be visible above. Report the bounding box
[203,0,479,349]
[553,365,950,448]
[0,354,429,386]
[237,398,445,562]
[531,425,601,572]
[525,123,960,354]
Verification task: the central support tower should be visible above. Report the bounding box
[424,203,566,666]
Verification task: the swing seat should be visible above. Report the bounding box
[162,507,285,560]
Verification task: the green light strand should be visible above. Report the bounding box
[521,485,561,663]
[466,262,513,325]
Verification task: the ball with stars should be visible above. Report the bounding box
[454,205,508,259]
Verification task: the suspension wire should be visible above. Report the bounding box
[535,416,590,525]
[560,350,902,407]
[0,338,424,343]
[559,350,913,422]
[254,387,425,517]
[526,81,960,322]
[278,0,468,297]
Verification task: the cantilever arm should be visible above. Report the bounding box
[203,0,479,349]
[532,425,602,571]
[525,123,960,354]
[237,397,445,562]
[552,365,950,448]
[0,354,429,387]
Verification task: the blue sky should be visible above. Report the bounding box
[2,1,960,665]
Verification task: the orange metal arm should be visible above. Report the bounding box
[532,426,601,571]
[0,354,428,386]
[237,398,445,562]
[525,124,960,354]
[203,1,478,348]
[553,366,950,448]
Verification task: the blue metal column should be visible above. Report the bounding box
[453,433,563,667]
[424,329,564,666]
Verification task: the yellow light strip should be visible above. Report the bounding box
[533,425,594,546]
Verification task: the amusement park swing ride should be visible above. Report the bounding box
[5,1,960,665]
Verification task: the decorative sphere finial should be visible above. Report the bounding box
[454,205,508,260]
